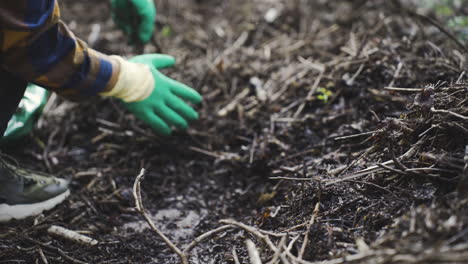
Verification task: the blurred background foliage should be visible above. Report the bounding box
[419,0,468,39]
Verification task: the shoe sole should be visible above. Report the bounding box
[0,190,70,223]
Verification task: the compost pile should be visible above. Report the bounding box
[1,0,468,263]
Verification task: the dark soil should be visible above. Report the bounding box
[1,0,467,263]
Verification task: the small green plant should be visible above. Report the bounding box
[433,1,455,16]
[316,87,333,103]
[161,25,172,37]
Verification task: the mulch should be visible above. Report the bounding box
[1,0,467,263]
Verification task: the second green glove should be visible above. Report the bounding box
[111,0,156,44]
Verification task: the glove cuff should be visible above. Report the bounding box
[100,56,154,103]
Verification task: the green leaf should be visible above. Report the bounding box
[161,25,172,37]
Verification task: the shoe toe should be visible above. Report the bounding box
[44,178,70,196]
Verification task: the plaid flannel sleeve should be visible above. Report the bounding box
[0,0,120,101]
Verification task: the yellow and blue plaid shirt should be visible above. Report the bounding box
[0,0,120,101]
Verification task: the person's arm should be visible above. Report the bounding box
[0,0,120,101]
[0,0,202,135]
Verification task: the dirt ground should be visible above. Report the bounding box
[1,0,468,263]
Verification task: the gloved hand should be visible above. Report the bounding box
[101,54,202,135]
[1,84,49,143]
[111,0,156,44]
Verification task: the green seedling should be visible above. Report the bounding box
[316,87,333,103]
[161,25,172,37]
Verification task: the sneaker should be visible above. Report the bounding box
[0,158,70,222]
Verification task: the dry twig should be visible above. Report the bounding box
[48,225,98,246]
[220,219,279,252]
[247,239,263,264]
[23,237,86,264]
[183,225,232,254]
[298,203,320,260]
[133,168,189,264]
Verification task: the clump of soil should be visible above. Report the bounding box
[1,0,467,263]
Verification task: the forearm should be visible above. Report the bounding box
[0,0,120,101]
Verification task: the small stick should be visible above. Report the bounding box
[325,162,390,186]
[386,61,403,88]
[246,239,263,264]
[294,71,324,118]
[218,88,250,117]
[431,107,468,120]
[249,135,258,164]
[132,171,241,261]
[271,145,324,165]
[286,235,300,253]
[280,253,292,264]
[48,225,98,246]
[269,177,313,181]
[327,137,426,186]
[344,64,364,86]
[457,146,468,197]
[283,247,397,264]
[376,163,411,177]
[334,147,374,177]
[37,247,49,264]
[456,71,465,84]
[183,225,232,254]
[220,219,278,252]
[349,180,398,197]
[232,246,241,264]
[189,146,223,159]
[23,237,86,264]
[384,87,423,92]
[333,131,377,141]
[375,163,450,181]
[283,223,307,233]
[133,169,189,264]
[298,203,320,260]
[267,235,287,264]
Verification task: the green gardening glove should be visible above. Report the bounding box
[111,0,156,44]
[122,54,202,135]
[1,84,49,143]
